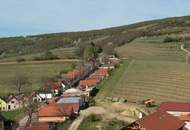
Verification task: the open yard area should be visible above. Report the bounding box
[77,115,126,130]
[0,61,74,96]
[97,36,190,102]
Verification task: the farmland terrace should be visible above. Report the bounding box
[97,36,190,103]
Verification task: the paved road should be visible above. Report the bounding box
[18,113,37,127]
[68,106,136,130]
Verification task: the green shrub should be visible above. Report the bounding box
[163,37,182,43]
[33,51,59,61]
[90,114,102,122]
[16,58,25,63]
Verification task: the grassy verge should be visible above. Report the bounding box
[95,59,131,100]
[77,115,126,130]
[57,120,72,130]
[1,109,24,121]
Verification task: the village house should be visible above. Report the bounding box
[158,102,190,130]
[62,88,88,97]
[64,69,80,81]
[6,95,25,111]
[95,68,109,77]
[51,82,61,96]
[0,97,6,111]
[88,68,109,83]
[57,96,86,110]
[33,91,53,103]
[99,55,119,64]
[38,103,78,123]
[63,69,81,87]
[51,82,66,96]
[120,111,184,130]
[79,79,98,96]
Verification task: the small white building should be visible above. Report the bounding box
[63,88,88,97]
[6,95,24,111]
[33,93,52,102]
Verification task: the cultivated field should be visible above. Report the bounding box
[117,36,186,62]
[98,36,190,102]
[0,47,78,62]
[0,61,74,96]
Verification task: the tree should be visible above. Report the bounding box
[40,76,56,90]
[102,43,115,55]
[23,94,39,129]
[11,73,30,95]
[83,46,94,61]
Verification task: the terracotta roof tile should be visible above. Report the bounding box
[179,114,190,121]
[51,82,61,89]
[136,111,184,130]
[95,68,109,76]
[158,102,190,112]
[38,104,76,117]
[65,69,80,79]
[79,79,97,89]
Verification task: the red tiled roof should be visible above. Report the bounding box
[79,79,97,89]
[179,114,190,121]
[95,68,109,76]
[135,111,184,130]
[38,104,77,117]
[48,97,59,105]
[51,82,61,89]
[158,102,190,112]
[65,69,80,79]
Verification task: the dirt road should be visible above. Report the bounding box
[0,59,80,65]
[68,106,136,130]
[181,44,190,55]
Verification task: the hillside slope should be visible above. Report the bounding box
[1,15,190,61]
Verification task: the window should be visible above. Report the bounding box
[11,101,15,104]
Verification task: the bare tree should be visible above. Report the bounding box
[11,72,30,95]
[40,76,56,91]
[23,94,39,130]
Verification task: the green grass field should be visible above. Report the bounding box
[0,61,74,96]
[0,109,24,121]
[97,36,190,102]
[57,120,72,130]
[96,60,131,99]
[77,115,126,130]
[0,47,78,62]
[117,37,186,62]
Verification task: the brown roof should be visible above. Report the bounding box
[158,102,190,112]
[95,68,109,76]
[38,104,77,117]
[179,114,190,121]
[51,82,61,90]
[65,69,80,79]
[79,79,97,89]
[121,111,184,130]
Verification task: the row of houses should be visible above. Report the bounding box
[121,102,190,130]
[17,56,120,130]
[32,55,120,103]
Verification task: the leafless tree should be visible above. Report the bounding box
[23,94,39,130]
[11,72,30,96]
